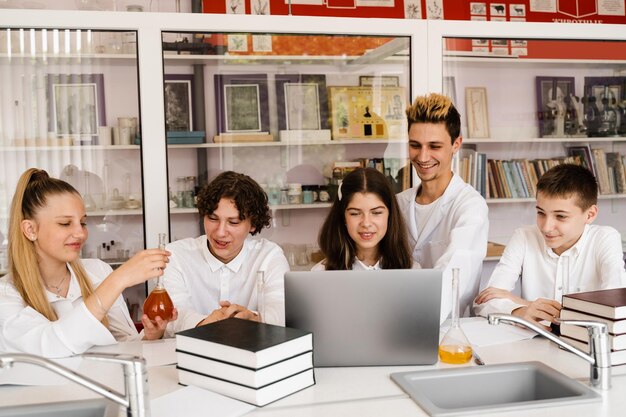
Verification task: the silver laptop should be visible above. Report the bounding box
[285,269,442,367]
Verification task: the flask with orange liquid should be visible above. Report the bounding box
[143,233,174,321]
[438,267,473,364]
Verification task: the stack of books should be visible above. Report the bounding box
[175,318,315,406]
[560,288,626,366]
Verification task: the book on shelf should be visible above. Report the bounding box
[560,323,626,350]
[561,288,626,320]
[178,367,315,407]
[560,336,626,366]
[560,309,626,334]
[486,241,506,257]
[591,148,611,195]
[566,144,597,178]
[175,318,313,369]
[176,350,313,388]
[606,152,626,194]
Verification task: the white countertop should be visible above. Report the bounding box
[1,321,626,417]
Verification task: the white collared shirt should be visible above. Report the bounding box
[163,236,289,334]
[474,224,626,317]
[312,258,382,271]
[0,259,138,358]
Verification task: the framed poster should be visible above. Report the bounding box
[584,76,625,111]
[164,74,193,132]
[214,73,270,135]
[359,75,400,87]
[47,73,106,142]
[465,87,489,138]
[535,76,574,138]
[275,74,329,131]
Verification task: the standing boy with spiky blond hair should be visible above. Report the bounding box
[397,93,489,323]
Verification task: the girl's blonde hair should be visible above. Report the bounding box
[8,168,107,325]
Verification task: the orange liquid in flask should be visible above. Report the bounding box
[143,233,174,321]
[143,288,174,321]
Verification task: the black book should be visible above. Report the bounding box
[175,318,313,369]
[176,350,313,388]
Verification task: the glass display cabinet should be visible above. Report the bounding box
[162,30,414,266]
[427,20,626,265]
[0,26,145,304]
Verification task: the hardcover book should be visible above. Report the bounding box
[560,324,626,350]
[562,288,626,320]
[176,350,313,388]
[175,318,313,369]
[560,336,626,366]
[177,367,315,407]
[560,309,626,334]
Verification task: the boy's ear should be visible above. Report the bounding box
[585,204,598,224]
[452,136,463,154]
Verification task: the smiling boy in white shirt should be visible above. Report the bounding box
[474,163,626,331]
[163,171,289,334]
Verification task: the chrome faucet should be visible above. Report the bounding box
[488,313,611,390]
[0,352,150,416]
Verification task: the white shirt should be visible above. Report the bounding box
[474,224,626,317]
[311,258,382,271]
[397,174,489,322]
[0,259,138,358]
[163,236,289,334]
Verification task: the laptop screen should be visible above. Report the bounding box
[285,269,442,367]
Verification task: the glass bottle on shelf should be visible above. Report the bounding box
[143,233,174,321]
[439,268,473,364]
[83,171,97,212]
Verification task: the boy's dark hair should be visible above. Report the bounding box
[406,93,461,143]
[196,171,270,235]
[318,167,413,270]
[536,163,598,210]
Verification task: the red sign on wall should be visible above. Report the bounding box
[203,0,626,23]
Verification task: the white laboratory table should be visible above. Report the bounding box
[1,325,626,417]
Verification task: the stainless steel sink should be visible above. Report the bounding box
[391,361,601,416]
[0,399,110,417]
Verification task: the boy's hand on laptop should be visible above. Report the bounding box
[475,287,529,306]
[512,298,561,332]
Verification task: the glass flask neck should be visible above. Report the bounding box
[450,268,461,326]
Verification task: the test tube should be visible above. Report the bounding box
[256,270,265,323]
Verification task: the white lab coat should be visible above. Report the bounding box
[0,259,138,358]
[397,174,489,323]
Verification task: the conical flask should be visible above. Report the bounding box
[439,267,473,364]
[143,233,174,321]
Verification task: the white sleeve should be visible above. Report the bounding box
[258,247,290,326]
[595,228,626,289]
[0,282,116,358]
[435,196,489,322]
[85,260,139,342]
[474,228,527,318]
[162,250,206,335]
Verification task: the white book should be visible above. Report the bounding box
[560,324,626,351]
[177,367,315,407]
[176,350,313,388]
[560,309,626,334]
[560,336,626,366]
